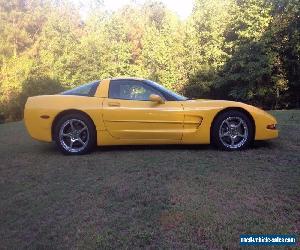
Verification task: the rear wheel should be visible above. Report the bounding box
[211,110,254,151]
[53,113,96,155]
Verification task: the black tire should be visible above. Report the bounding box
[53,113,96,155]
[211,110,254,151]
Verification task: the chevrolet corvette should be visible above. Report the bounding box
[24,78,278,155]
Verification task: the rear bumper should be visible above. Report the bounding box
[24,104,52,143]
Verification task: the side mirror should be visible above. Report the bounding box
[149,94,165,104]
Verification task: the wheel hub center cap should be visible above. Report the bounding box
[229,127,238,137]
[71,131,80,140]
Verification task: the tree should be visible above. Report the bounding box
[0,55,33,120]
[182,0,238,97]
[141,9,186,89]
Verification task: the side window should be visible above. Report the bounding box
[109,80,163,101]
[62,81,99,97]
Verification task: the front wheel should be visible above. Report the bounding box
[211,110,254,151]
[53,113,96,155]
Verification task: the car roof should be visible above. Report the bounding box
[109,77,147,81]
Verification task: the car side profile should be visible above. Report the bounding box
[24,78,278,155]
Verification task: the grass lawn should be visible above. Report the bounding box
[0,110,299,249]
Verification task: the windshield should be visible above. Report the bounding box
[144,80,187,101]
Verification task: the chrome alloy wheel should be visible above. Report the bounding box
[218,116,249,149]
[59,119,89,153]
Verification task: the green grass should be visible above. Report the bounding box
[0,110,299,249]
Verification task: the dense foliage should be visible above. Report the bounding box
[0,0,299,121]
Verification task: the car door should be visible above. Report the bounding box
[102,79,184,140]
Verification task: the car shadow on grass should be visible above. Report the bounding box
[252,140,277,150]
[96,144,213,153]
[97,140,277,152]
[35,140,277,155]
[34,142,61,155]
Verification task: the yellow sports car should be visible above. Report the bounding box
[24,78,278,155]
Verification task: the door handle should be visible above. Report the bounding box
[108,102,120,107]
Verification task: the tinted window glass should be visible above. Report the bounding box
[62,81,99,97]
[109,80,163,101]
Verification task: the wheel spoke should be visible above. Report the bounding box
[230,137,235,146]
[77,138,85,146]
[69,120,75,132]
[235,120,242,129]
[224,120,231,128]
[70,140,74,149]
[78,126,87,134]
[237,132,246,138]
[62,133,72,138]
[221,131,230,138]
